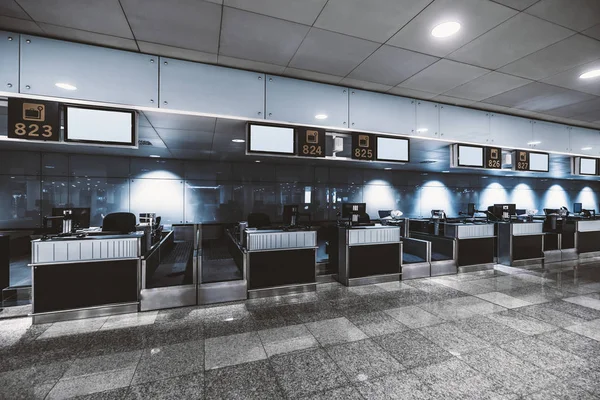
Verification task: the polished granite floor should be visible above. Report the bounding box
[2,265,600,399]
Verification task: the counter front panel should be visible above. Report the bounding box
[248,248,315,290]
[246,230,317,251]
[349,243,401,279]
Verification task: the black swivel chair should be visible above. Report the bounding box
[102,212,137,233]
[247,213,271,229]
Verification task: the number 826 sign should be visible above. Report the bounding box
[8,98,60,142]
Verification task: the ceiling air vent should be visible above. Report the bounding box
[138,139,153,146]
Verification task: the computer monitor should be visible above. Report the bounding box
[492,204,516,219]
[52,207,91,230]
[573,203,583,214]
[341,203,366,219]
[378,210,392,219]
[282,205,299,226]
[467,203,475,217]
[516,209,527,216]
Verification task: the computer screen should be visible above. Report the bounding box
[282,205,299,225]
[341,203,366,218]
[52,208,91,230]
[529,152,549,172]
[65,107,135,145]
[376,137,409,162]
[457,145,484,168]
[492,204,516,218]
[573,203,583,213]
[467,203,475,216]
[248,124,295,154]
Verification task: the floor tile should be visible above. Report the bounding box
[101,312,158,330]
[498,285,564,305]
[374,281,414,292]
[295,302,344,323]
[536,328,600,361]
[515,303,587,327]
[564,295,600,311]
[486,309,558,335]
[80,387,130,399]
[80,326,146,358]
[417,322,491,355]
[305,317,367,346]
[459,346,558,396]
[63,350,142,379]
[325,339,404,382]
[126,373,203,399]
[428,373,514,400]
[411,357,479,384]
[544,299,600,320]
[131,340,203,384]
[476,292,532,309]
[38,317,108,339]
[373,330,453,369]
[569,368,600,395]
[0,361,71,400]
[142,319,204,347]
[203,315,258,338]
[46,367,136,399]
[347,311,408,337]
[348,284,388,296]
[525,381,597,400]
[270,348,348,398]
[205,331,266,370]
[434,279,493,295]
[298,386,364,400]
[384,305,444,329]
[566,319,600,341]
[452,315,528,344]
[205,360,283,400]
[257,324,319,357]
[355,370,436,399]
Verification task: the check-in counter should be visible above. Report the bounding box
[445,223,495,271]
[245,229,317,297]
[575,220,600,260]
[337,226,401,286]
[30,232,144,324]
[409,232,456,277]
[401,237,430,280]
[543,220,577,264]
[497,222,544,268]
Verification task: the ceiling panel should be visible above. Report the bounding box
[497,34,600,80]
[223,0,327,25]
[542,59,600,96]
[144,112,217,131]
[444,71,531,101]
[482,82,596,111]
[120,0,222,53]
[448,13,574,69]
[570,110,600,122]
[525,0,600,31]
[219,7,309,66]
[347,45,439,87]
[0,15,43,33]
[314,0,431,43]
[544,97,600,118]
[387,0,517,57]
[0,0,29,19]
[138,42,217,64]
[489,0,539,11]
[398,59,490,95]
[17,0,133,38]
[583,24,600,40]
[39,23,138,51]
[289,28,379,76]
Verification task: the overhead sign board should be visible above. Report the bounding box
[7,98,60,142]
[296,127,325,158]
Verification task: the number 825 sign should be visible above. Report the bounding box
[8,98,60,142]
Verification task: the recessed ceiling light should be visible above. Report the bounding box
[149,155,160,158]
[232,139,245,143]
[315,114,328,120]
[384,167,392,170]
[55,82,77,90]
[582,146,593,150]
[442,170,450,173]
[431,21,461,38]
[416,128,428,133]
[255,160,261,163]
[527,141,541,145]
[580,69,600,79]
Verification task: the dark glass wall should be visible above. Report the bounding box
[0,149,599,229]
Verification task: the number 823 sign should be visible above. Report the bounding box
[8,98,60,142]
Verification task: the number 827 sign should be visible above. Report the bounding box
[8,98,60,142]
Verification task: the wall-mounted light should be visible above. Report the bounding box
[149,155,160,158]
[527,141,541,145]
[580,69,600,79]
[315,114,328,120]
[255,160,261,163]
[431,21,461,38]
[55,82,77,90]
[232,139,245,143]
[582,147,593,150]
[442,170,450,173]
[384,167,392,170]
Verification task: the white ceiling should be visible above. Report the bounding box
[1,0,600,131]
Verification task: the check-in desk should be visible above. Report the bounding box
[575,220,600,260]
[543,219,577,264]
[31,233,144,324]
[409,231,456,277]
[337,226,401,286]
[245,229,317,298]
[497,222,544,268]
[445,223,495,271]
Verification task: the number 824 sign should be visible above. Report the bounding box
[8,98,60,142]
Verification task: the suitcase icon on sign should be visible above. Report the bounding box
[306,130,318,144]
[23,103,45,122]
[358,135,370,148]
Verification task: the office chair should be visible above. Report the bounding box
[247,213,271,228]
[102,212,137,233]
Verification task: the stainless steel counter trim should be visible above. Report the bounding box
[247,246,319,253]
[32,302,138,324]
[348,241,401,246]
[247,283,316,299]
[347,273,399,286]
[30,256,140,266]
[576,220,600,232]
